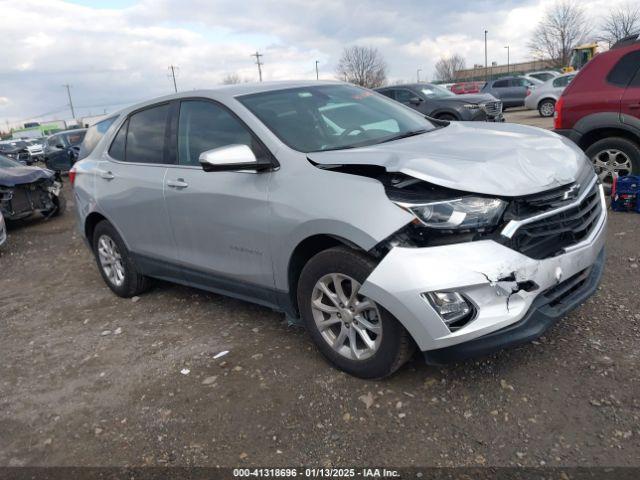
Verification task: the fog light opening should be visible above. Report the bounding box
[424,291,475,331]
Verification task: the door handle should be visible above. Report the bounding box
[167,178,189,189]
[99,170,115,180]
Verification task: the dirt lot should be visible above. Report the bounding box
[1,111,639,468]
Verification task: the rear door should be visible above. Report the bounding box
[95,103,176,269]
[490,79,510,103]
[45,134,70,171]
[163,98,275,304]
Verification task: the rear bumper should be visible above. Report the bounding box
[423,248,605,364]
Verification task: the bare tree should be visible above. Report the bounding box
[222,72,242,84]
[528,1,591,68]
[599,3,640,46]
[434,54,466,82]
[336,46,387,88]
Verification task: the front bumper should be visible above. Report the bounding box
[360,188,607,358]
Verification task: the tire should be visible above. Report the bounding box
[297,246,415,379]
[437,113,457,121]
[92,220,150,297]
[538,98,555,118]
[42,193,66,218]
[585,137,640,192]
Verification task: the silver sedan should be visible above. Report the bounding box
[524,73,575,117]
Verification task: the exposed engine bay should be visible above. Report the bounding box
[0,178,63,221]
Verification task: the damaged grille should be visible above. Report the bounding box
[503,180,602,259]
[542,266,592,309]
[481,101,502,117]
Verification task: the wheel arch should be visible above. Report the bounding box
[537,97,556,109]
[579,127,640,151]
[84,211,108,245]
[285,234,369,318]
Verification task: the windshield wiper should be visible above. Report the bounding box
[379,129,429,144]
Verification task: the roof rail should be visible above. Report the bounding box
[612,33,640,49]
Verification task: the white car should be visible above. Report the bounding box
[525,73,576,117]
[526,70,561,82]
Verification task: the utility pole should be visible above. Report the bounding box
[504,46,510,74]
[417,68,422,82]
[63,84,76,119]
[251,52,263,82]
[168,65,178,92]
[315,60,319,80]
[484,30,488,81]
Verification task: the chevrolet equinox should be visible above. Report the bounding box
[72,81,606,378]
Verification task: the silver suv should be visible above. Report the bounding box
[72,81,606,378]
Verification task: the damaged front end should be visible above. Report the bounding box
[311,159,607,362]
[0,178,63,221]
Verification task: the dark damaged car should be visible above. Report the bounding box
[0,154,66,222]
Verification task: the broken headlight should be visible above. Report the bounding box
[397,197,507,230]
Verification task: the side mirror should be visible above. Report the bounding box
[409,96,423,105]
[199,144,268,172]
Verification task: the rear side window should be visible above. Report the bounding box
[607,51,640,87]
[493,79,508,88]
[124,104,170,164]
[553,75,574,88]
[108,120,127,161]
[79,116,117,160]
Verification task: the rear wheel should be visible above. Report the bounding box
[585,137,640,192]
[92,220,150,297]
[538,99,555,117]
[297,246,414,379]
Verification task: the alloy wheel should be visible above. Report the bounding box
[97,234,125,287]
[592,149,632,189]
[539,101,555,117]
[310,273,382,361]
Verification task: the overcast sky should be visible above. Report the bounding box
[0,0,629,126]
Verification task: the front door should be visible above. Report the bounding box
[163,99,275,305]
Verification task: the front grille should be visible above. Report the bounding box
[482,101,502,116]
[504,181,602,259]
[9,188,32,214]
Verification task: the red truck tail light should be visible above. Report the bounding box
[526,88,532,96]
[554,96,564,129]
[69,166,77,186]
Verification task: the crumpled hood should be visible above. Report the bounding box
[307,122,590,196]
[0,166,54,187]
[444,93,498,104]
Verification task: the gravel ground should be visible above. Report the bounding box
[1,111,639,468]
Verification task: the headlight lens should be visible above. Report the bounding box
[399,197,507,230]
[463,103,480,109]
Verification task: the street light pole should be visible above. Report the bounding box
[484,30,488,81]
[504,46,510,74]
[315,60,319,80]
[417,68,422,82]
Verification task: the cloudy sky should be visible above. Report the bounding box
[0,0,629,126]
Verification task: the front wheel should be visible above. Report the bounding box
[585,137,640,192]
[538,99,555,117]
[297,246,415,379]
[437,113,457,121]
[42,193,66,218]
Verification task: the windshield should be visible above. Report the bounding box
[239,84,435,152]
[0,154,22,167]
[420,84,455,99]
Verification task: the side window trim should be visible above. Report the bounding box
[174,96,278,169]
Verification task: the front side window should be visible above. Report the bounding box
[553,75,574,88]
[124,104,170,164]
[393,89,415,103]
[177,100,262,166]
[239,84,434,152]
[421,84,455,99]
[48,135,62,147]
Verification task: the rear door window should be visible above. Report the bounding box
[493,79,509,88]
[124,104,170,164]
[607,51,640,87]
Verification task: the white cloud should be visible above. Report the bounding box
[0,0,632,127]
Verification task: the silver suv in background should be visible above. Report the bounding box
[72,81,606,378]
